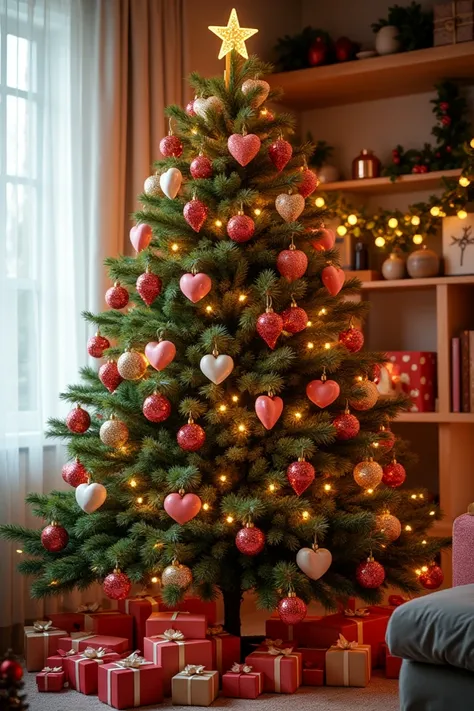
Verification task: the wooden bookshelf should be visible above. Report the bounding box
[268,42,474,110]
[321,169,462,196]
[360,274,474,290]
[396,412,474,423]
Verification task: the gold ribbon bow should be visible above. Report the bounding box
[335,633,359,650]
[182,664,206,676]
[41,666,62,673]
[33,620,55,632]
[58,649,76,658]
[230,663,253,674]
[267,645,293,657]
[263,638,283,648]
[76,602,101,613]
[116,652,148,669]
[206,625,224,636]
[153,628,185,642]
[344,608,369,618]
[81,646,110,660]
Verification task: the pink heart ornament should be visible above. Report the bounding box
[145,340,176,371]
[322,265,345,296]
[255,395,284,430]
[129,224,152,253]
[164,492,202,524]
[228,133,261,166]
[159,167,182,199]
[306,379,340,408]
[180,273,212,303]
[296,546,332,580]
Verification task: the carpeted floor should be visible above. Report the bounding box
[26,671,399,710]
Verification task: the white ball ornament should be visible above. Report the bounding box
[296,544,332,580]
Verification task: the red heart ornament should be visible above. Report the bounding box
[306,379,340,408]
[145,340,176,371]
[298,168,319,198]
[228,133,261,166]
[129,224,152,253]
[277,248,308,282]
[256,311,283,349]
[312,228,336,251]
[183,199,208,232]
[286,460,315,495]
[322,265,345,295]
[164,492,202,524]
[180,272,212,303]
[255,395,284,430]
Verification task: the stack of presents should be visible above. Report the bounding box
[28,594,404,707]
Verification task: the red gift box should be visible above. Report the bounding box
[98,658,163,709]
[117,595,160,647]
[67,650,121,694]
[146,611,207,640]
[385,351,436,412]
[222,667,263,699]
[36,667,65,692]
[46,612,84,634]
[300,647,327,670]
[143,635,213,695]
[386,652,403,679]
[46,650,76,682]
[337,597,357,613]
[161,596,217,625]
[302,668,324,686]
[245,650,302,694]
[308,611,388,668]
[83,611,133,648]
[58,632,129,655]
[265,615,321,646]
[206,625,241,675]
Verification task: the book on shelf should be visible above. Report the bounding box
[452,331,474,413]
[452,337,460,413]
[461,331,471,413]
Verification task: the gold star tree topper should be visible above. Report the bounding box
[209,8,258,60]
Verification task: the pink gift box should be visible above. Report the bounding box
[46,612,84,634]
[46,651,76,682]
[302,668,324,686]
[206,628,241,675]
[245,650,302,694]
[161,596,217,625]
[83,611,133,648]
[308,612,388,667]
[66,651,121,694]
[143,636,213,696]
[222,670,263,698]
[265,615,322,646]
[24,625,67,672]
[117,595,160,647]
[146,611,207,640]
[36,669,65,692]
[98,661,163,709]
[58,633,129,655]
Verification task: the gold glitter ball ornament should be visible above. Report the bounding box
[161,560,193,589]
[349,380,379,411]
[117,350,147,380]
[144,174,161,197]
[100,415,129,448]
[353,458,383,489]
[375,511,402,542]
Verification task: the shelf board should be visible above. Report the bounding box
[395,412,474,423]
[360,274,474,290]
[320,169,461,196]
[268,42,474,110]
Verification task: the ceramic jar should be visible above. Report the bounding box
[382,251,406,280]
[352,149,381,179]
[375,26,401,56]
[406,246,440,278]
[317,164,340,184]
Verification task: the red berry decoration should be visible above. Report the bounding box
[41,522,69,552]
[103,568,132,600]
[159,134,183,157]
[186,100,196,116]
[105,282,129,309]
[0,658,23,681]
[268,138,293,172]
[143,393,171,423]
[257,308,283,350]
[235,523,266,556]
[298,167,319,198]
[190,155,213,179]
[177,419,206,451]
[278,592,307,624]
[99,360,123,393]
[441,115,451,127]
[378,425,395,452]
[87,331,110,358]
[333,409,359,440]
[227,214,255,243]
[62,458,88,487]
[286,458,315,495]
[281,300,308,334]
[277,246,308,282]
[356,556,385,588]
[382,459,406,488]
[183,198,208,232]
[419,564,444,590]
[339,326,364,352]
[136,269,162,306]
[66,405,91,433]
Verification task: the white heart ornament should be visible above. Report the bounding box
[160,167,182,199]
[241,79,270,107]
[296,546,332,581]
[200,354,234,385]
[75,482,107,513]
[193,96,223,120]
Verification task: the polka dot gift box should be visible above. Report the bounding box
[385,351,437,412]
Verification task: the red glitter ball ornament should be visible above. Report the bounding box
[382,460,406,488]
[235,524,266,556]
[41,522,69,552]
[333,410,360,440]
[356,556,385,589]
[103,569,132,600]
[105,282,129,310]
[278,593,307,625]
[136,270,162,306]
[339,326,364,352]
[143,393,171,423]
[159,134,183,158]
[62,458,88,487]
[183,199,208,232]
[66,405,91,433]
[190,155,213,179]
[378,425,395,452]
[286,458,315,495]
[99,360,123,393]
[277,248,308,282]
[186,100,196,116]
[298,167,319,198]
[419,564,444,590]
[281,303,308,334]
[227,214,255,243]
[177,420,206,451]
[257,310,283,349]
[268,138,293,172]
[87,332,110,358]
[1,658,23,681]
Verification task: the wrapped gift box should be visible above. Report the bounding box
[161,596,217,625]
[24,622,67,672]
[300,647,326,670]
[245,650,302,694]
[302,668,324,686]
[434,1,473,45]
[143,635,213,695]
[36,667,65,692]
[46,650,76,682]
[265,614,321,646]
[67,649,121,694]
[117,595,160,647]
[385,351,436,412]
[386,651,403,679]
[98,656,163,709]
[326,637,371,687]
[46,612,84,634]
[222,666,263,699]
[58,632,129,655]
[206,626,241,675]
[308,610,388,667]
[256,638,297,652]
[146,611,207,640]
[172,666,219,706]
[83,611,133,648]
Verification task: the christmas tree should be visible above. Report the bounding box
[0,651,28,711]
[1,11,449,636]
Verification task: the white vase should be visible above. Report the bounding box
[375,26,401,56]
[317,164,340,184]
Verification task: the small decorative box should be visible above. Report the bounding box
[162,596,218,625]
[58,632,129,655]
[172,665,219,706]
[146,611,207,640]
[302,668,324,686]
[326,635,371,687]
[98,653,163,709]
[67,648,121,694]
[117,594,160,647]
[222,664,263,699]
[46,650,76,682]
[83,611,133,648]
[143,631,213,696]
[384,351,437,413]
[36,666,65,692]
[24,621,67,672]
[434,1,473,45]
[206,625,241,675]
[245,649,302,694]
